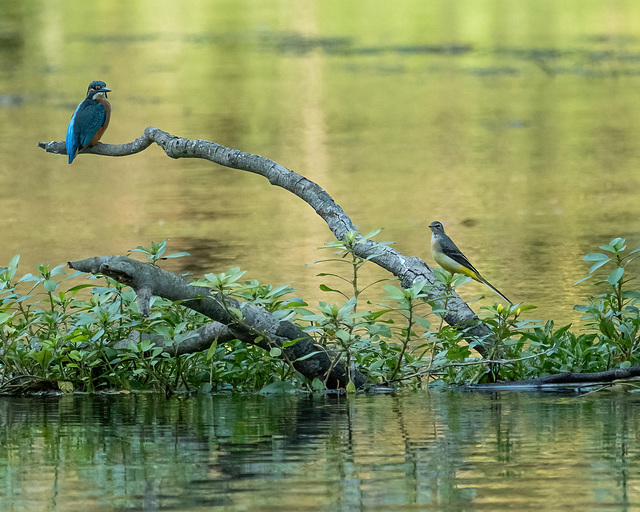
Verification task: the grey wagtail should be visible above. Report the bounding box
[428,221,512,304]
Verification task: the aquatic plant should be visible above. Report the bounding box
[1,237,640,394]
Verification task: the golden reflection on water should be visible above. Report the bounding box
[1,0,640,326]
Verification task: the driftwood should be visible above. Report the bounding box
[39,127,496,355]
[39,128,640,391]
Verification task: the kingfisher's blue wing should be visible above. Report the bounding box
[73,101,107,148]
[66,100,107,163]
[66,102,83,164]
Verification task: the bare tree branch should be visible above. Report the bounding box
[68,255,364,389]
[40,127,497,354]
[119,323,236,356]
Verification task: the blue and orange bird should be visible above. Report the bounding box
[66,80,112,164]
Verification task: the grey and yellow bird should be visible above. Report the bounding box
[428,221,512,304]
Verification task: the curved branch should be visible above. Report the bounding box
[69,255,364,389]
[40,128,496,353]
[119,323,237,356]
[38,132,153,158]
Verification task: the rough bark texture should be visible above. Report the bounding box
[40,127,496,356]
[68,256,364,389]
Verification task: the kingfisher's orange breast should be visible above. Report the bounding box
[89,95,111,146]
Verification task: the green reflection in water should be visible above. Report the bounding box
[0,392,638,511]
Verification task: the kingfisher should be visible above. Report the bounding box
[66,80,112,164]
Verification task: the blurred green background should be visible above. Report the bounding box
[2,0,640,323]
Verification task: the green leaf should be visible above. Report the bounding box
[7,254,19,279]
[228,307,243,320]
[555,324,572,336]
[18,273,39,283]
[68,350,83,361]
[152,241,167,259]
[582,252,609,262]
[283,337,304,348]
[51,264,67,276]
[206,340,219,360]
[319,284,342,293]
[0,312,14,325]
[311,378,325,391]
[335,329,352,343]
[269,347,282,357]
[67,283,96,293]
[607,267,624,285]
[367,309,393,321]
[415,317,431,329]
[361,228,382,240]
[164,251,191,259]
[599,238,626,253]
[266,284,295,298]
[346,380,357,393]
[174,331,197,344]
[58,381,74,393]
[600,317,617,338]
[43,279,58,292]
[574,275,593,286]
[8,254,20,268]
[299,313,325,323]
[589,259,611,275]
[190,281,213,288]
[130,247,150,256]
[368,359,386,372]
[338,296,358,315]
[294,351,324,362]
[382,285,406,300]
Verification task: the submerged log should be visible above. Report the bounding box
[468,367,640,392]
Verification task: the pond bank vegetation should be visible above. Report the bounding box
[0,235,638,396]
[30,129,640,395]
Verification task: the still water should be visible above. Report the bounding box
[3,5,640,507]
[2,0,640,326]
[0,391,638,511]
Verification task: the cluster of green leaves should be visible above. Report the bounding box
[572,238,640,367]
[299,231,535,387]
[1,236,639,394]
[296,234,640,386]
[0,247,290,394]
[469,237,640,381]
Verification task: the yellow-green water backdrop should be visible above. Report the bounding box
[3,0,640,324]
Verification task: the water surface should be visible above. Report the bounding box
[2,1,640,330]
[0,391,638,511]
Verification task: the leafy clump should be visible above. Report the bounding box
[1,236,639,395]
[573,237,640,367]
